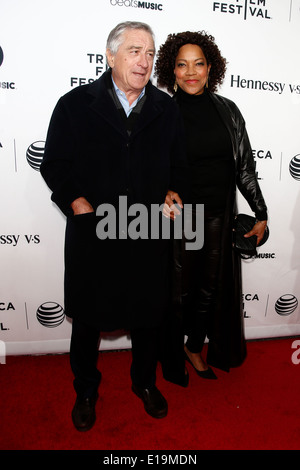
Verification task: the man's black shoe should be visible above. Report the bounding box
[132,384,168,419]
[71,393,98,432]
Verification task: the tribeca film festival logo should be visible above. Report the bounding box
[242,293,259,318]
[212,0,271,20]
[71,53,107,88]
[96,197,204,250]
[109,0,163,11]
[252,148,272,181]
[252,147,276,183]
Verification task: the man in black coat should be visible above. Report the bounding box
[41,21,187,431]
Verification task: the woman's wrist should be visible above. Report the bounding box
[256,219,267,226]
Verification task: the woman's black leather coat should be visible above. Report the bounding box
[174,91,268,372]
[209,92,267,221]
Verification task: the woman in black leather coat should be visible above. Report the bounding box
[155,31,268,376]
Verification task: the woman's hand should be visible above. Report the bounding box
[163,190,183,220]
[244,220,267,245]
[71,197,94,215]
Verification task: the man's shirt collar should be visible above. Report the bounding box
[112,76,145,117]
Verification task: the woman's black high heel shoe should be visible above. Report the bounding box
[184,351,217,380]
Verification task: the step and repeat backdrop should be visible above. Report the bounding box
[1,0,300,356]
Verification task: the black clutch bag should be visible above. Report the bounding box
[232,213,269,259]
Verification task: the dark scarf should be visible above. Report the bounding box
[105,69,147,135]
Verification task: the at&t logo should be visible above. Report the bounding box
[26,141,45,171]
[289,154,300,181]
[275,294,298,316]
[36,302,65,328]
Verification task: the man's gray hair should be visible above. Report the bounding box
[106,21,155,55]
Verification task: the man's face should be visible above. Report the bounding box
[107,29,155,97]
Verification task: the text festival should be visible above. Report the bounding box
[213,0,271,19]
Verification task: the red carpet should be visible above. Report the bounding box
[0,338,299,452]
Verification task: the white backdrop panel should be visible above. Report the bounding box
[1,0,300,355]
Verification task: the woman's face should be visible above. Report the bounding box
[174,44,211,95]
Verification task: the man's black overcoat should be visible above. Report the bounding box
[41,71,186,331]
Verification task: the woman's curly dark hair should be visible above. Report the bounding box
[155,31,227,94]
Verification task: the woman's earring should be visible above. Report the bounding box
[173,82,178,93]
[206,76,209,88]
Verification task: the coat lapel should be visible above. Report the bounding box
[87,72,164,140]
[130,84,164,139]
[87,73,128,139]
[208,92,238,160]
